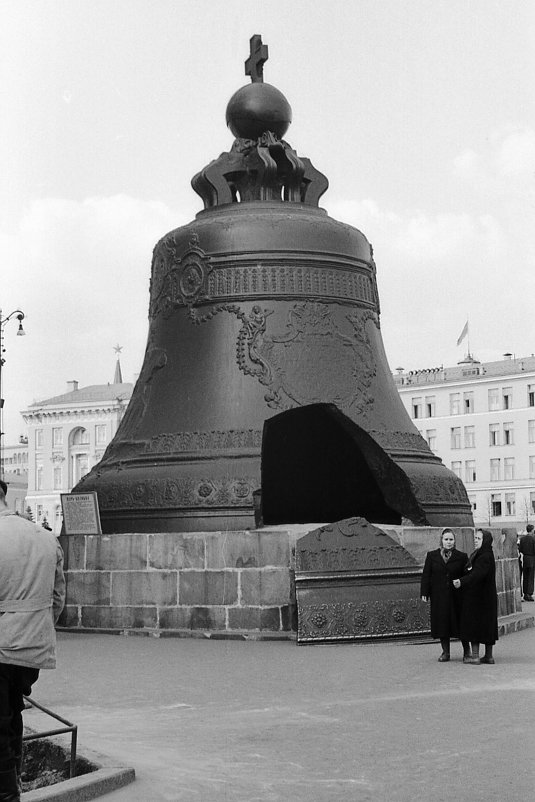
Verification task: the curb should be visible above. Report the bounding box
[56,609,535,645]
[56,626,296,641]
[57,611,535,643]
[22,746,135,802]
[498,610,534,636]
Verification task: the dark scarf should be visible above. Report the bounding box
[440,548,453,562]
[466,530,493,571]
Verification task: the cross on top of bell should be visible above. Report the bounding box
[245,34,268,83]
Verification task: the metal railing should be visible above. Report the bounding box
[22,696,78,779]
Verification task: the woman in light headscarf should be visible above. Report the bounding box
[453,529,499,664]
[421,528,470,662]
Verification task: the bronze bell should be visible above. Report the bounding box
[76,36,473,532]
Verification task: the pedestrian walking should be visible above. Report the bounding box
[0,480,65,801]
[453,529,498,665]
[518,524,535,602]
[420,528,470,662]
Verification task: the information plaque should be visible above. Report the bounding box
[61,492,102,535]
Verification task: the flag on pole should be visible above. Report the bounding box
[456,320,469,346]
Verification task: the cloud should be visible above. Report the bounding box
[1,195,187,441]
[452,125,535,197]
[453,149,480,177]
[494,127,535,178]
[328,170,531,372]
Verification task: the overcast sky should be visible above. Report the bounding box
[1,0,534,443]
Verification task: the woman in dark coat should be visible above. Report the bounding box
[420,528,470,662]
[453,529,498,664]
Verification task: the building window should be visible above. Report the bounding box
[465,460,476,483]
[411,397,422,419]
[450,393,461,415]
[36,504,44,522]
[69,427,90,486]
[490,458,501,481]
[426,429,437,450]
[529,420,535,443]
[488,388,500,411]
[36,461,43,490]
[71,427,89,445]
[52,427,63,447]
[72,453,89,484]
[425,396,435,417]
[531,491,535,514]
[468,495,477,512]
[530,456,535,480]
[529,385,535,407]
[463,391,474,413]
[95,424,107,445]
[491,494,502,517]
[503,422,514,445]
[451,461,462,478]
[489,423,500,446]
[504,457,515,481]
[505,493,516,516]
[35,429,43,448]
[450,427,461,449]
[464,426,475,448]
[502,387,512,410]
[53,466,63,490]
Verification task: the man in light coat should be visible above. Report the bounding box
[0,481,65,801]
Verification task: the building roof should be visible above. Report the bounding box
[394,354,535,389]
[28,382,134,409]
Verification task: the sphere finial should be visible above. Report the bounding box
[226,34,292,140]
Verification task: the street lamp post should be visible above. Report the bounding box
[0,308,26,479]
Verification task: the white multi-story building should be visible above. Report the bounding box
[22,369,133,533]
[394,353,535,528]
[2,437,29,476]
[1,437,29,515]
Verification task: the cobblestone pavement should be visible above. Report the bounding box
[27,626,535,801]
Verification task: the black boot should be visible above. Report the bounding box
[0,768,20,802]
[461,640,471,659]
[464,642,480,664]
[481,644,495,664]
[438,638,450,662]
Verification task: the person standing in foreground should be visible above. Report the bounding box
[518,523,535,602]
[0,480,65,801]
[453,529,498,665]
[420,528,470,662]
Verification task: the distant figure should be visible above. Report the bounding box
[0,479,65,800]
[420,528,470,662]
[453,529,499,665]
[517,531,523,591]
[518,524,535,602]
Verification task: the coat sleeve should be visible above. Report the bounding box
[459,552,491,589]
[52,542,66,624]
[420,552,432,597]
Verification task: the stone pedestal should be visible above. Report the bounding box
[57,524,522,639]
